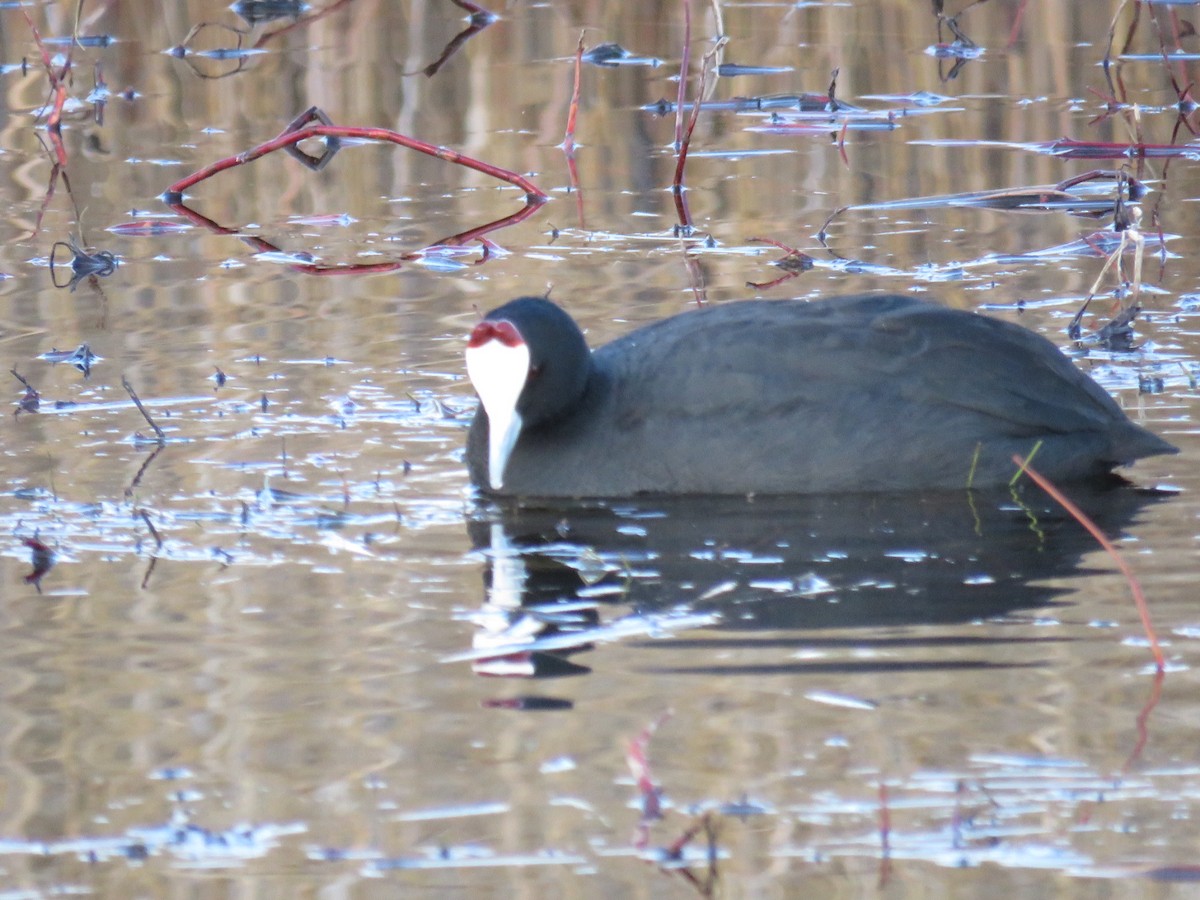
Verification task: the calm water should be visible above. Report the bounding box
[2,1,1200,895]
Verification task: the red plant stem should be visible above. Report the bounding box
[673,37,726,196]
[165,123,548,201]
[672,183,692,230]
[46,67,70,133]
[21,8,55,78]
[1012,453,1164,673]
[562,31,585,151]
[673,65,705,193]
[22,8,72,139]
[674,0,692,149]
[46,128,68,168]
[750,236,803,255]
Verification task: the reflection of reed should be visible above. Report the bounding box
[0,0,1193,374]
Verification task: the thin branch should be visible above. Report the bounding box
[562,30,585,151]
[122,376,166,446]
[163,107,547,201]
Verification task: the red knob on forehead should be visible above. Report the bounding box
[467,318,524,349]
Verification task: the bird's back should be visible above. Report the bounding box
[476,295,1173,496]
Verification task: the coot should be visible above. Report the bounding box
[465,294,1175,497]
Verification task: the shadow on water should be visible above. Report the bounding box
[460,483,1171,679]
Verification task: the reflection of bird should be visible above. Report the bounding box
[466,294,1175,497]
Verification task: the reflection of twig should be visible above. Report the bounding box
[878,781,893,888]
[817,205,848,246]
[21,536,54,593]
[122,376,166,446]
[1121,668,1165,774]
[11,368,41,416]
[417,0,498,78]
[27,133,82,241]
[140,556,158,590]
[253,0,358,49]
[137,508,163,589]
[138,508,164,550]
[168,21,250,80]
[662,812,719,897]
[126,444,165,497]
[449,0,493,14]
[1011,452,1164,673]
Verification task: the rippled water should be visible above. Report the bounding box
[2,1,1200,895]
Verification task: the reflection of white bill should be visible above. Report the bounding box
[444,610,719,664]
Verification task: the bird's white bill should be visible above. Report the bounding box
[466,335,530,489]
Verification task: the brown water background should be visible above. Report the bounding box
[1,1,1200,895]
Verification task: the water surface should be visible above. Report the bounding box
[2,1,1200,895]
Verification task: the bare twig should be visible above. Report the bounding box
[162,108,546,273]
[673,37,729,193]
[674,0,692,150]
[122,376,166,445]
[164,106,546,201]
[11,367,41,416]
[562,30,585,151]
